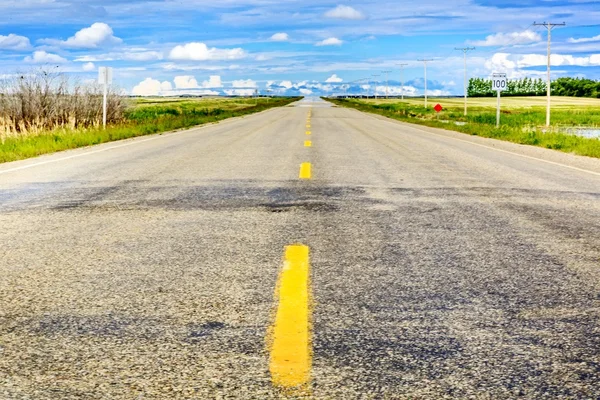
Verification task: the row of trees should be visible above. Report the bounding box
[468,77,600,98]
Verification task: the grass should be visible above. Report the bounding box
[327,97,600,159]
[0,97,300,163]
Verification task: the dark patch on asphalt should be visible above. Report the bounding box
[188,321,226,338]
[29,314,164,340]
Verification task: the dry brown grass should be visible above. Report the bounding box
[0,69,127,141]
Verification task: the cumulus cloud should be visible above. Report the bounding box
[174,75,199,89]
[270,33,289,42]
[202,75,223,88]
[231,79,257,88]
[279,80,293,89]
[324,5,365,20]
[469,30,541,47]
[132,78,173,96]
[43,23,122,49]
[483,52,600,78]
[299,88,313,95]
[82,62,95,71]
[169,42,246,61]
[316,37,343,46]
[24,51,68,64]
[325,74,343,83]
[568,35,600,44]
[0,34,31,50]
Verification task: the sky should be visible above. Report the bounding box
[0,0,599,97]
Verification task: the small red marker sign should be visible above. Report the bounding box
[434,104,443,113]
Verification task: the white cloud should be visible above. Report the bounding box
[44,23,122,49]
[224,88,256,96]
[270,33,289,42]
[316,37,343,46]
[132,78,172,96]
[469,30,542,47]
[568,35,600,44]
[174,75,199,89]
[75,51,163,62]
[299,88,313,95]
[325,74,343,83]
[169,42,246,61]
[82,62,95,71]
[324,5,365,20]
[231,79,257,88]
[279,80,293,89]
[24,51,67,64]
[202,75,223,88]
[483,52,600,79]
[0,34,31,50]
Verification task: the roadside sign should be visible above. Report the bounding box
[434,104,443,113]
[492,73,506,127]
[492,73,507,92]
[98,67,113,85]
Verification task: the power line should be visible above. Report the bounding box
[533,21,566,127]
[455,47,475,116]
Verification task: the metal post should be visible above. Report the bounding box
[102,71,108,129]
[382,70,391,99]
[496,89,500,128]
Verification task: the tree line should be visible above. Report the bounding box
[467,77,600,98]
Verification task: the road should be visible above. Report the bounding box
[1,97,599,399]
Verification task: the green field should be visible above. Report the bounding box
[328,97,600,158]
[369,96,600,110]
[0,97,300,163]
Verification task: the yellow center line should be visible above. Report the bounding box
[304,140,312,147]
[269,245,311,392]
[305,131,311,135]
[299,162,312,179]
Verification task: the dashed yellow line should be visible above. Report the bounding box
[269,245,311,392]
[305,131,311,135]
[299,162,312,179]
[304,140,312,147]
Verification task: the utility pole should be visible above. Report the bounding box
[382,70,391,99]
[371,74,380,99]
[417,59,433,108]
[455,47,475,116]
[533,21,565,127]
[396,63,408,101]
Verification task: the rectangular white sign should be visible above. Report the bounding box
[492,74,507,92]
[98,67,113,85]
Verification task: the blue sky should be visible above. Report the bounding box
[0,0,599,96]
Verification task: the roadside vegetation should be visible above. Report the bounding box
[327,97,600,159]
[468,77,600,98]
[0,72,299,163]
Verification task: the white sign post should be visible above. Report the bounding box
[98,67,113,129]
[492,73,507,128]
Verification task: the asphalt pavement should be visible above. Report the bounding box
[1,97,599,399]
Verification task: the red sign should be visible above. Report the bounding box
[434,104,443,113]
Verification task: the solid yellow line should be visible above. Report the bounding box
[299,162,311,179]
[304,140,312,147]
[270,245,311,390]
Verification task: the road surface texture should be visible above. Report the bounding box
[1,97,599,399]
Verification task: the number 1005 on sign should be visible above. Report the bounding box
[493,78,507,92]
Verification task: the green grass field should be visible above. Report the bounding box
[328,97,600,158]
[0,97,299,163]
